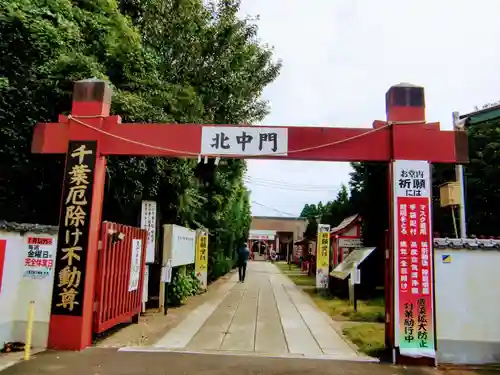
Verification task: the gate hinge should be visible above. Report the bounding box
[386,312,390,323]
[385,249,389,259]
[93,301,98,312]
[98,240,103,250]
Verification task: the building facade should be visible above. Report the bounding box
[248,216,308,260]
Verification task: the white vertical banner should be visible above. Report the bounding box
[392,160,436,360]
[128,239,142,292]
[140,201,156,308]
[141,200,157,264]
[142,265,149,312]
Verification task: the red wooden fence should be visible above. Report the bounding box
[93,221,148,334]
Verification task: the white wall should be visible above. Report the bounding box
[0,230,57,349]
[435,248,500,364]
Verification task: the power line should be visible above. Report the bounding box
[244,175,342,189]
[244,178,341,191]
[244,177,341,192]
[252,200,298,217]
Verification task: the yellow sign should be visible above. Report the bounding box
[316,231,330,268]
[315,224,331,289]
[316,224,330,272]
[442,254,452,263]
[195,231,208,289]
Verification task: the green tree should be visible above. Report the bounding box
[299,184,356,239]
[0,0,280,282]
[0,0,149,223]
[299,164,387,287]
[432,118,500,238]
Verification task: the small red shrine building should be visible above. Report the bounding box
[331,214,363,266]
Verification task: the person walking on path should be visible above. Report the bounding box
[270,248,277,263]
[237,243,250,282]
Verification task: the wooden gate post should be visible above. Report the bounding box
[386,83,437,365]
[47,79,110,350]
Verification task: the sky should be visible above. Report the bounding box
[238,0,500,218]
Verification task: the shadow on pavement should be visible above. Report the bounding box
[1,348,444,375]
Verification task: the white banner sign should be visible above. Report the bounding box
[161,259,173,283]
[23,237,56,280]
[128,239,142,292]
[338,238,363,248]
[140,200,157,263]
[248,235,275,240]
[394,160,431,198]
[164,225,196,267]
[201,126,288,156]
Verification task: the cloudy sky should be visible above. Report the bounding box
[238,0,500,218]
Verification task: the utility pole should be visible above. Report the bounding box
[452,111,467,239]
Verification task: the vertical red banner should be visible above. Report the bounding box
[0,239,6,294]
[393,160,435,359]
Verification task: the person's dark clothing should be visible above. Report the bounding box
[238,262,247,282]
[237,246,250,282]
[237,246,250,265]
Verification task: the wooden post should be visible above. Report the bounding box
[386,83,436,366]
[47,79,110,350]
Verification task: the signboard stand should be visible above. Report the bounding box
[349,263,360,312]
[163,285,169,316]
[161,259,173,315]
[287,245,292,271]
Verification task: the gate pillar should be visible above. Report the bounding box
[386,83,437,365]
[47,79,110,350]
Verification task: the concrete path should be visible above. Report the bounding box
[121,262,373,361]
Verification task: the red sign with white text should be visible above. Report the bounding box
[0,239,6,294]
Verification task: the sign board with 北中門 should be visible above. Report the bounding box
[201,127,288,156]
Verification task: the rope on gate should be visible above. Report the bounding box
[66,114,425,158]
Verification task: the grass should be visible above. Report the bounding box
[275,262,316,287]
[342,323,386,358]
[275,261,386,357]
[305,289,385,322]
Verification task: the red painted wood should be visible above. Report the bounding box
[94,222,147,334]
[32,120,462,163]
[0,240,6,294]
[47,101,109,350]
[35,81,464,354]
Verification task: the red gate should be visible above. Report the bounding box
[93,221,148,334]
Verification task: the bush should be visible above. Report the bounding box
[168,267,202,306]
[209,253,235,281]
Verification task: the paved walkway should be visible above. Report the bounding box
[121,262,373,361]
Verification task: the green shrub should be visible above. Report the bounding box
[209,253,235,281]
[168,267,202,306]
